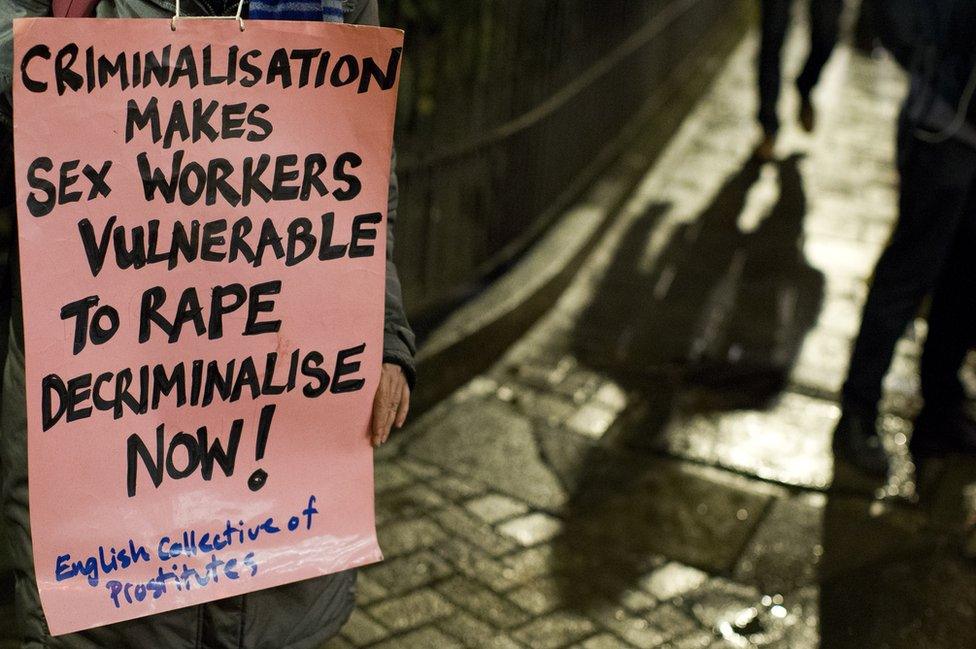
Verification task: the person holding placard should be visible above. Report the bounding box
[0,0,416,647]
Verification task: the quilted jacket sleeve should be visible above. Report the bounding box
[348,0,417,387]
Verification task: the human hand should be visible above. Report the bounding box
[370,363,410,447]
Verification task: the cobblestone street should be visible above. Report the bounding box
[330,19,976,649]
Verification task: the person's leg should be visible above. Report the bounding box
[920,198,976,407]
[913,182,976,453]
[757,0,792,138]
[837,134,976,476]
[795,0,843,100]
[794,0,843,132]
[843,136,976,413]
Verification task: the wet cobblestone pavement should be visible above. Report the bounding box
[327,23,976,649]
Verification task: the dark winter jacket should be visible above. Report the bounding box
[870,0,976,149]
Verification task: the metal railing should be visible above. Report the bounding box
[381,0,743,330]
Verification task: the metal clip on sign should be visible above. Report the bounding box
[171,0,246,31]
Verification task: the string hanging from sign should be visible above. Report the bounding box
[171,0,246,31]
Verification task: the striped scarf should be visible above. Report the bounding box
[247,0,344,22]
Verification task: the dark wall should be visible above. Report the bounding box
[381,0,749,331]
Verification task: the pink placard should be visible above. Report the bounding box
[12,17,402,635]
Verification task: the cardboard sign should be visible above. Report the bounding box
[12,17,402,634]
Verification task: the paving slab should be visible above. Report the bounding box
[407,398,567,510]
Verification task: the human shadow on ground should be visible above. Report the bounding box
[553,154,825,612]
[818,458,976,648]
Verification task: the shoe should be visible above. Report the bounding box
[754,132,777,162]
[909,404,976,459]
[798,97,816,133]
[832,408,889,479]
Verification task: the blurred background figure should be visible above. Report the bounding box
[835,0,976,478]
[755,0,843,160]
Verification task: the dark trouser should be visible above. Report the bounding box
[758,0,844,135]
[842,128,976,427]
